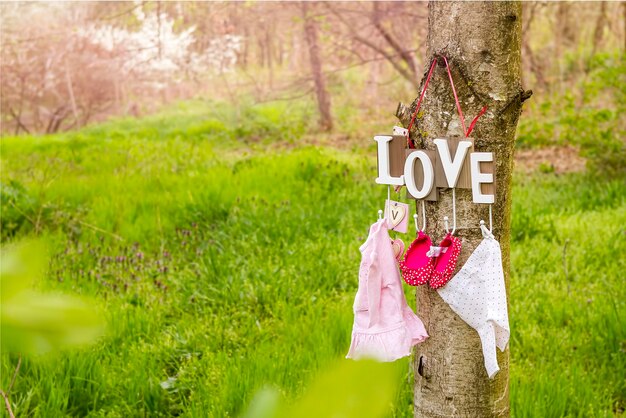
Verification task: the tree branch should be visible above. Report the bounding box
[8,107,30,134]
[323,2,418,87]
[372,2,418,76]
[7,356,22,395]
[0,355,21,418]
[0,390,15,418]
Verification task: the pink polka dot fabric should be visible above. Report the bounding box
[429,233,462,289]
[399,231,435,286]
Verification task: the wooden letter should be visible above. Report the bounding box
[434,138,473,188]
[405,150,436,200]
[470,152,495,204]
[389,135,407,177]
[374,135,404,186]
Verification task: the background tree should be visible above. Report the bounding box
[302,2,333,132]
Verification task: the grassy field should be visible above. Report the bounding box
[1,100,625,417]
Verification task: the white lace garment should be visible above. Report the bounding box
[437,227,510,378]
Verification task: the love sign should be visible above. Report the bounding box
[375,135,495,204]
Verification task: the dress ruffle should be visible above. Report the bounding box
[346,323,423,362]
[402,306,429,345]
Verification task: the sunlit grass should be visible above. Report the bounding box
[1,101,624,417]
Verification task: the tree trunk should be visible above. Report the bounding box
[396,2,529,417]
[302,2,333,132]
[521,3,547,91]
[592,2,608,56]
[623,1,626,53]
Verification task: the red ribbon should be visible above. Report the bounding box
[406,55,487,146]
[467,105,488,137]
[406,58,438,148]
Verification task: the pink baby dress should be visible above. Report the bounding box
[346,219,429,362]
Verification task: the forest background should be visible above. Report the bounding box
[1,2,625,417]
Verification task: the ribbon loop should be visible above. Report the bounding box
[405,55,487,143]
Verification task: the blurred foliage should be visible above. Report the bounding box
[1,241,104,355]
[516,53,625,177]
[242,359,400,418]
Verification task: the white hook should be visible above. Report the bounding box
[480,205,494,233]
[480,220,494,239]
[384,186,391,223]
[414,200,426,232]
[445,188,457,235]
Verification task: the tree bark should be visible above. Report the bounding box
[302,2,333,132]
[396,2,528,417]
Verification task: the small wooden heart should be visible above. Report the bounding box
[389,204,406,228]
[391,239,405,261]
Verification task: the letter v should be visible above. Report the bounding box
[434,138,472,188]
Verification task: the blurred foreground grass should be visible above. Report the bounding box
[1,99,624,417]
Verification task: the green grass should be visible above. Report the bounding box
[1,100,625,417]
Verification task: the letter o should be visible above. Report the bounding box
[404,150,434,199]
